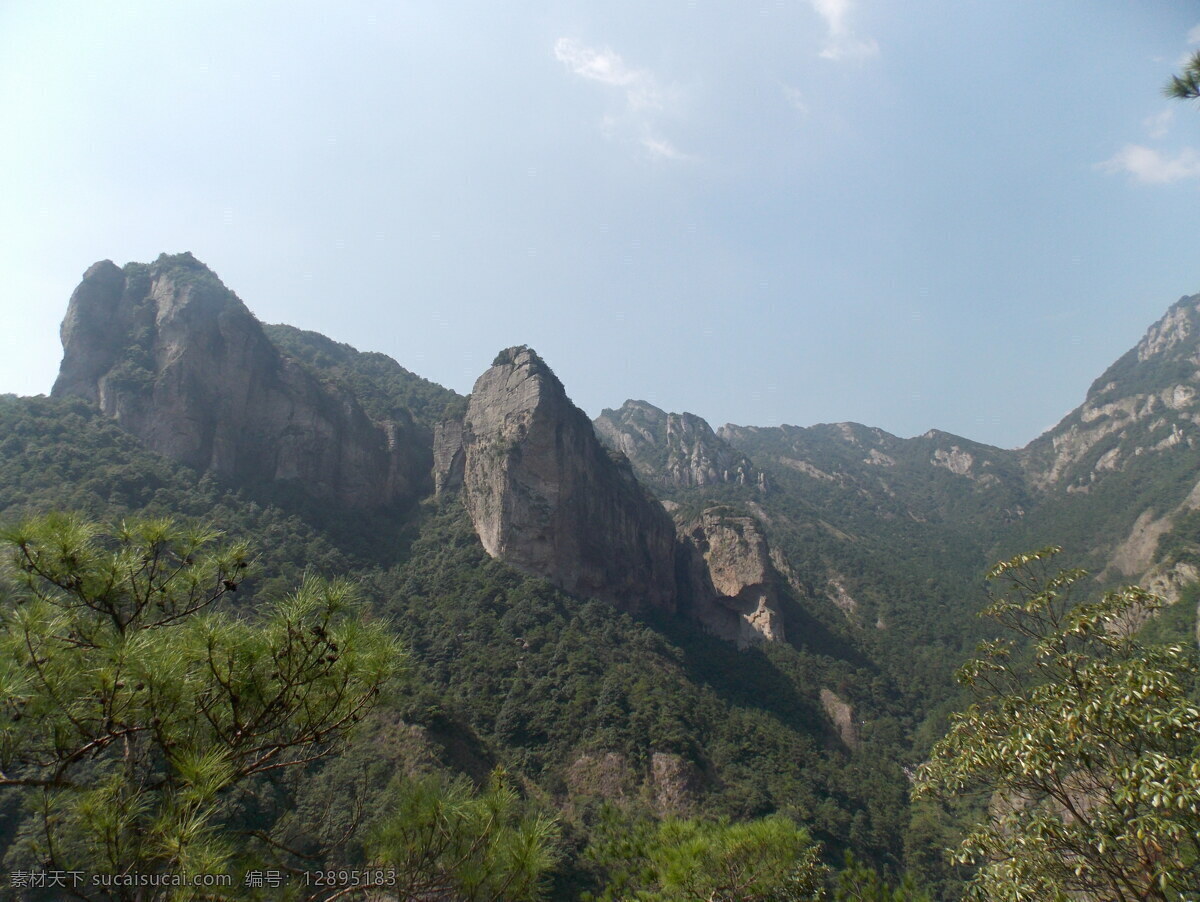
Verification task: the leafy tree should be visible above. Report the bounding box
[1165,50,1200,101]
[363,768,560,901]
[0,513,401,898]
[914,548,1200,901]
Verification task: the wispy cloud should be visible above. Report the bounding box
[782,84,809,115]
[641,137,690,161]
[1096,145,1200,184]
[811,0,878,61]
[553,38,664,111]
[1188,23,1200,44]
[554,37,691,162]
[1144,109,1174,139]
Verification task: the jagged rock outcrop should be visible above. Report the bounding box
[1009,293,1200,611]
[1022,293,1200,493]
[680,508,785,647]
[52,254,426,508]
[451,347,677,613]
[594,400,762,489]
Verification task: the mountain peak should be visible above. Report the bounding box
[1136,294,1200,363]
[1024,291,1200,494]
[152,250,208,271]
[51,255,428,508]
[83,258,121,280]
[459,352,678,613]
[490,345,549,372]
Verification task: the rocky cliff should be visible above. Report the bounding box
[52,254,426,509]
[1011,293,1200,595]
[679,508,785,646]
[443,347,677,614]
[1023,293,1200,495]
[594,400,761,490]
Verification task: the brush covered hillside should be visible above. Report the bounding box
[0,253,1198,898]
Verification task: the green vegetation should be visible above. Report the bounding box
[583,811,827,901]
[0,514,399,896]
[0,393,409,571]
[663,427,1010,716]
[373,498,917,858]
[367,769,560,900]
[915,548,1200,901]
[1166,51,1200,102]
[10,259,1200,896]
[834,852,934,901]
[0,393,934,896]
[264,323,466,429]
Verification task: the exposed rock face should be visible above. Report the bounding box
[649,752,700,816]
[680,508,785,647]
[819,688,860,750]
[1023,293,1200,492]
[565,752,638,804]
[825,574,860,622]
[564,751,698,815]
[1012,295,1200,625]
[52,254,426,508]
[455,347,677,613]
[931,445,974,477]
[594,400,761,489]
[432,419,465,495]
[1143,561,1200,605]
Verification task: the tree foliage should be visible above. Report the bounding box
[583,808,827,901]
[833,852,933,901]
[638,815,827,901]
[365,768,560,901]
[1166,50,1200,102]
[0,513,401,897]
[914,547,1200,901]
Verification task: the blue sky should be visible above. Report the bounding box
[2,1,1198,448]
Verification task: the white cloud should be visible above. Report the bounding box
[1144,109,1174,139]
[1096,144,1200,184]
[782,84,809,115]
[810,0,878,61]
[641,137,689,161]
[1188,24,1200,44]
[553,38,663,111]
[555,37,692,162]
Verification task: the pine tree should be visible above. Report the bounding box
[0,514,401,898]
[1165,51,1200,102]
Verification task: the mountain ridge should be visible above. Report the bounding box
[44,255,1200,644]
[4,253,1199,895]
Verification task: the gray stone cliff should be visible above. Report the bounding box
[679,508,785,647]
[445,347,677,614]
[52,254,426,509]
